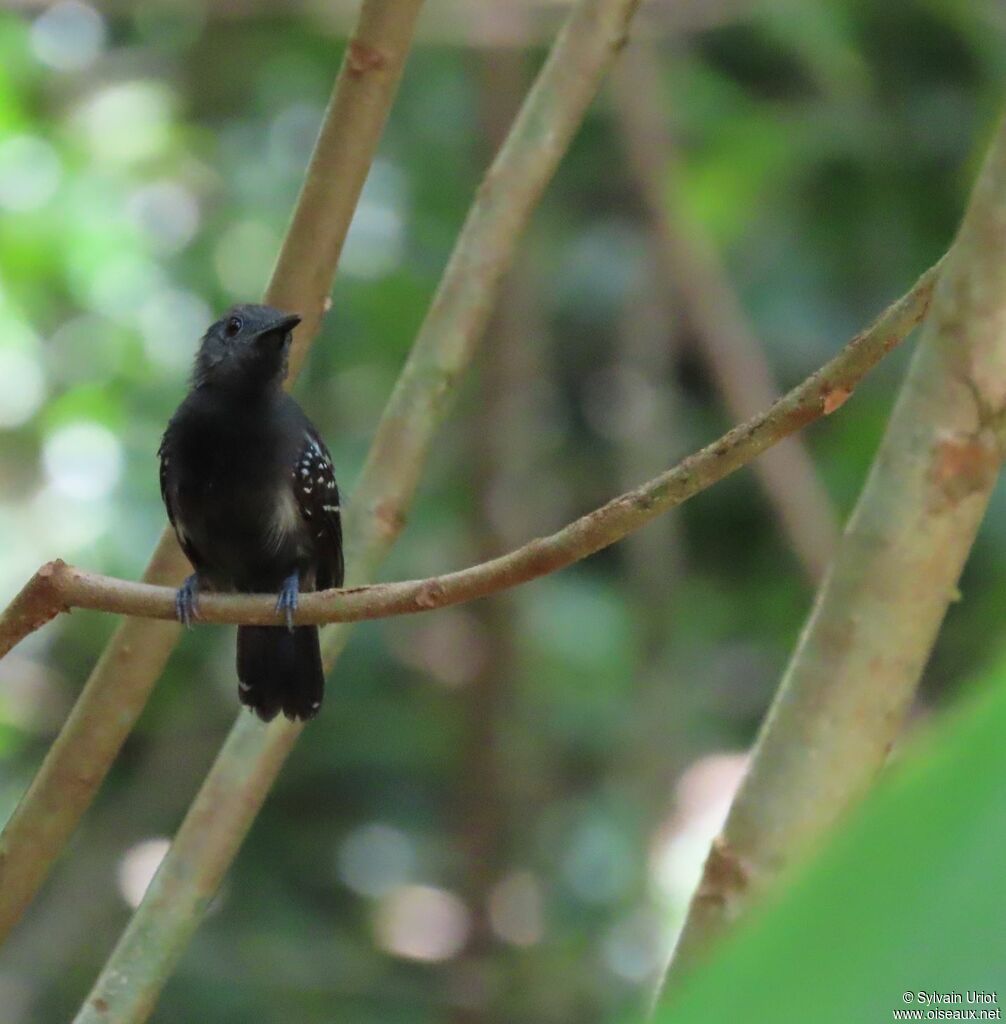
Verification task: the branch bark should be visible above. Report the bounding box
[73,2,645,1021]
[660,111,1006,993]
[0,0,425,946]
[0,258,939,649]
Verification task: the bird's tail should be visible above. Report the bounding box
[236,625,324,722]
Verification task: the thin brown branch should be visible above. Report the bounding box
[0,0,425,946]
[1,259,938,651]
[660,111,1006,992]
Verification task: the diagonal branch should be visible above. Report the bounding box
[0,257,939,650]
[660,109,1006,993]
[0,0,426,946]
[73,2,645,1021]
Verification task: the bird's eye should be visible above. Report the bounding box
[225,316,243,337]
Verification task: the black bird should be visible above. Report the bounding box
[158,304,344,721]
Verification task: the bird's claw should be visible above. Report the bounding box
[176,574,201,628]
[275,573,300,632]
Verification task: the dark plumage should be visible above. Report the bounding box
[158,304,344,721]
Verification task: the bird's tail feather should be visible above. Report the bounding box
[236,625,324,722]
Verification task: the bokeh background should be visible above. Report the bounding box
[0,1,1004,1021]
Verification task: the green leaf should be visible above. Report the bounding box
[655,662,1006,1022]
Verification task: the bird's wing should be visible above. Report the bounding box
[158,427,208,573]
[291,426,344,590]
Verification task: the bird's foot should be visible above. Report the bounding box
[176,574,201,628]
[275,572,300,632]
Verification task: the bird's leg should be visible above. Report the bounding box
[175,573,202,628]
[275,572,300,632]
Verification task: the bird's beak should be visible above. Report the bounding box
[255,312,302,347]
[270,313,302,333]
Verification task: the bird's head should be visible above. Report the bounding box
[192,304,302,391]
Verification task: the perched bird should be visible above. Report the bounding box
[158,304,344,721]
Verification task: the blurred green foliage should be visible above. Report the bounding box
[0,2,1003,1022]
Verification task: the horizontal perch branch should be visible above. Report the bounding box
[0,258,939,654]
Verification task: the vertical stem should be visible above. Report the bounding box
[606,253,694,810]
[661,111,1006,990]
[614,249,688,618]
[449,40,530,1024]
